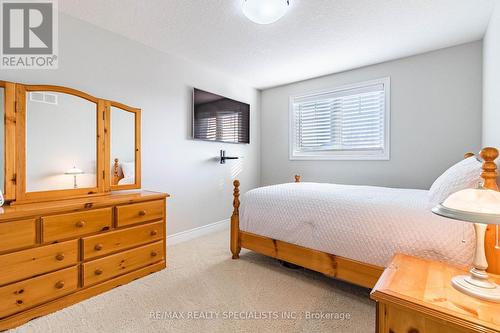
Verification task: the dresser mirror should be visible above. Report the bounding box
[110,102,141,190]
[26,91,98,192]
[5,82,142,204]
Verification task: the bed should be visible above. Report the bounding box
[230,148,500,288]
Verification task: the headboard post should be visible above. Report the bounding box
[112,158,126,186]
[480,147,499,191]
[230,180,241,259]
[479,147,500,275]
[113,158,120,185]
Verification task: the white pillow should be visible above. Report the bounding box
[121,162,135,179]
[428,156,482,206]
[118,177,134,185]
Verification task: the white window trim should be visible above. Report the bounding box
[289,77,391,161]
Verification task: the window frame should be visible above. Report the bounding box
[289,77,391,161]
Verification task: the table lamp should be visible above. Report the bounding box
[65,166,84,189]
[432,187,500,302]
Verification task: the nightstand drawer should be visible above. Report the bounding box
[0,219,36,253]
[0,266,78,318]
[115,200,164,227]
[42,208,113,242]
[82,221,164,259]
[0,240,78,286]
[82,240,163,287]
[381,303,475,333]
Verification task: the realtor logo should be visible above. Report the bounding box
[1,0,58,69]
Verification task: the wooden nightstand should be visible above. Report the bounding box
[370,254,500,333]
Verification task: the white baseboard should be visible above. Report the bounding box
[167,219,229,246]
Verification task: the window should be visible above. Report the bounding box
[290,78,390,160]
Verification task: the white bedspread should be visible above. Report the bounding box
[240,182,475,268]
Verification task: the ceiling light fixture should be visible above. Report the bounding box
[242,0,290,25]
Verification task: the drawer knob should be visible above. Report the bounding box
[139,210,147,216]
[55,253,65,261]
[95,269,103,276]
[150,230,158,236]
[75,220,86,228]
[151,251,158,257]
[55,281,65,289]
[94,244,103,251]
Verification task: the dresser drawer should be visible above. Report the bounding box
[82,221,164,260]
[0,240,78,286]
[42,208,113,242]
[0,219,36,253]
[116,200,164,227]
[83,240,164,286]
[0,266,78,318]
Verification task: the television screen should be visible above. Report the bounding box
[192,88,250,144]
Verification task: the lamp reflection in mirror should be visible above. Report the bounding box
[64,166,84,189]
[432,187,500,302]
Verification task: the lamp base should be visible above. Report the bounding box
[452,275,500,303]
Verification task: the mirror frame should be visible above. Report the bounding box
[0,81,16,201]
[106,100,141,191]
[16,84,104,202]
[5,82,142,204]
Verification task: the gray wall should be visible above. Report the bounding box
[261,42,483,190]
[0,14,261,235]
[26,92,97,191]
[483,3,500,148]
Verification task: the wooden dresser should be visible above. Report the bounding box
[371,254,500,333]
[0,190,168,331]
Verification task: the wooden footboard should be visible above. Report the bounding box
[230,176,383,289]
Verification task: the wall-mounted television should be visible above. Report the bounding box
[192,88,250,144]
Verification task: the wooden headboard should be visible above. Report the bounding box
[112,158,124,186]
[470,147,500,274]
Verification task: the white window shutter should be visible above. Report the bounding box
[291,78,390,160]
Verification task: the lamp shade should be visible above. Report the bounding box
[64,167,84,175]
[431,187,500,302]
[242,0,289,25]
[432,188,500,225]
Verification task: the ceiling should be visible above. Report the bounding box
[60,0,495,89]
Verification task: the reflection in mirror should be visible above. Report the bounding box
[111,106,135,186]
[26,92,97,192]
[0,87,4,194]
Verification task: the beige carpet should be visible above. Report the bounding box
[10,230,375,333]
